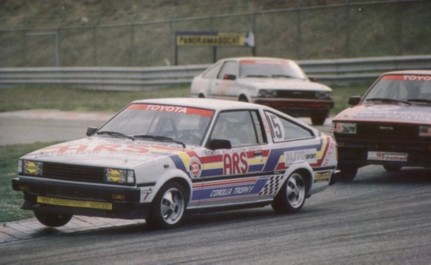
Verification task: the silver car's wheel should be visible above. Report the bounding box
[147,182,187,229]
[272,172,306,214]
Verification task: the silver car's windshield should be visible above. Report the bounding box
[98,103,214,146]
[239,59,306,80]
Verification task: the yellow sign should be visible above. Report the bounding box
[37,196,113,210]
[176,31,254,47]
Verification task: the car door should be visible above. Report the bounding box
[194,109,276,208]
[209,60,238,100]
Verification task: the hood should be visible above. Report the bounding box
[238,78,331,91]
[334,103,431,124]
[22,137,194,168]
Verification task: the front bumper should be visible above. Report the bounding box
[335,137,431,168]
[12,176,150,219]
[253,98,333,117]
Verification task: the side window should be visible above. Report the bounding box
[210,110,263,147]
[217,61,237,80]
[202,62,222,79]
[265,111,313,142]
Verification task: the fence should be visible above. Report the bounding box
[1,55,430,90]
[0,0,429,68]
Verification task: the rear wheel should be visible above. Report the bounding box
[147,182,187,229]
[34,211,73,227]
[310,114,326,126]
[272,172,307,214]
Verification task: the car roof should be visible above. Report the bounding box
[217,56,293,63]
[382,70,431,75]
[131,97,265,111]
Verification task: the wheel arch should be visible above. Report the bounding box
[284,163,313,196]
[151,169,193,205]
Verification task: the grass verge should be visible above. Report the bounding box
[0,142,59,222]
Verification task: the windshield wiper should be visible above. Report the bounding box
[365,98,410,105]
[271,74,297,79]
[407,98,431,104]
[133,134,186,148]
[245,74,268,78]
[97,131,135,140]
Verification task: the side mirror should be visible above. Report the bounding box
[348,96,362,106]
[86,126,98,136]
[223,74,236,80]
[208,139,232,150]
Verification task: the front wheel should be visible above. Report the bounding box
[146,182,187,229]
[272,172,307,214]
[34,211,73,227]
[338,166,358,181]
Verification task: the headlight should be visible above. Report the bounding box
[105,168,135,185]
[20,159,43,176]
[316,91,331,99]
[258,89,277,98]
[419,126,431,137]
[333,122,357,134]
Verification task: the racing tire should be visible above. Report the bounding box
[146,181,187,229]
[338,167,358,182]
[383,165,402,172]
[310,115,326,126]
[272,172,306,214]
[34,211,73,227]
[238,95,248,102]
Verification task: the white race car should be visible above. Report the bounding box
[13,98,337,229]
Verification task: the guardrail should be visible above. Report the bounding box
[0,55,430,90]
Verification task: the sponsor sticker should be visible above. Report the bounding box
[367,151,408,162]
[37,196,112,210]
[314,171,332,183]
[285,148,317,165]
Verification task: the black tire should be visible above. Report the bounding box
[310,115,326,126]
[238,95,248,102]
[338,167,358,182]
[146,182,187,229]
[272,172,307,214]
[383,165,402,172]
[34,211,73,227]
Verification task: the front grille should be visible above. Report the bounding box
[276,90,318,99]
[356,122,418,140]
[42,162,105,183]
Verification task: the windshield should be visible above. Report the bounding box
[239,59,307,80]
[364,74,431,104]
[98,103,214,146]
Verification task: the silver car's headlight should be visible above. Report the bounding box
[105,168,135,185]
[419,126,431,137]
[316,91,331,99]
[258,89,277,97]
[20,159,43,176]
[333,122,357,134]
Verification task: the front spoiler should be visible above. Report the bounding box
[12,177,150,219]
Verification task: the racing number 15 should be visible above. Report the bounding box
[267,113,285,142]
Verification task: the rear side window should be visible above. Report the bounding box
[265,111,314,142]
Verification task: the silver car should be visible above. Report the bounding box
[191,57,334,125]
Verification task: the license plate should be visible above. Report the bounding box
[37,196,112,210]
[367,151,408,162]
